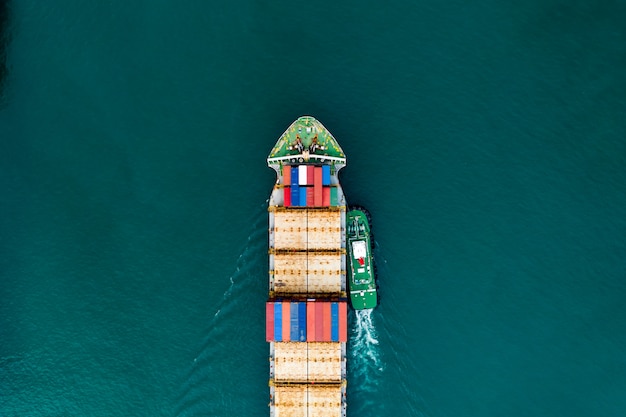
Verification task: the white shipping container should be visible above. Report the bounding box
[298,165,308,185]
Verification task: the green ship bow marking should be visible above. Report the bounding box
[268,116,345,162]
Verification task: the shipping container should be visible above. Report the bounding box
[274,302,282,341]
[298,165,307,185]
[331,302,339,342]
[298,302,306,340]
[291,184,300,207]
[314,167,323,206]
[283,186,291,207]
[266,302,274,342]
[306,187,315,207]
[330,186,338,206]
[339,302,347,342]
[315,302,324,341]
[289,302,306,341]
[322,302,331,341]
[314,166,322,186]
[322,164,331,185]
[290,302,299,341]
[299,187,307,206]
[322,187,330,207]
[282,301,291,342]
[307,301,316,342]
[307,166,314,185]
[285,301,346,342]
[291,166,299,186]
[283,165,291,185]
[314,184,322,207]
[267,302,317,342]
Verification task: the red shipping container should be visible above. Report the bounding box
[315,302,324,341]
[307,166,314,185]
[322,187,331,207]
[266,302,274,342]
[323,302,332,341]
[314,166,322,187]
[314,167,322,206]
[339,302,347,342]
[306,187,315,207]
[307,301,316,342]
[283,165,291,185]
[283,186,291,207]
[282,302,291,341]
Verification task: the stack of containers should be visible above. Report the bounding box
[266,301,347,342]
[282,164,334,207]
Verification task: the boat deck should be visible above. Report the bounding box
[271,252,344,295]
[267,116,346,163]
[271,208,343,250]
[271,384,345,417]
[271,342,345,382]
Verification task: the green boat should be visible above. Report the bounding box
[347,207,378,310]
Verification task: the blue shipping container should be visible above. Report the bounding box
[298,302,306,341]
[291,184,300,207]
[331,302,339,342]
[274,303,282,341]
[291,166,299,187]
[322,165,331,186]
[299,187,307,206]
[289,303,300,342]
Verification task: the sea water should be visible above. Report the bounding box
[1,1,625,416]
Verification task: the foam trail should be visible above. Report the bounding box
[349,308,384,414]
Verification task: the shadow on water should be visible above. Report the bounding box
[0,1,10,100]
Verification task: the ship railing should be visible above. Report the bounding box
[268,205,346,212]
[267,154,346,164]
[267,291,348,301]
[268,248,346,255]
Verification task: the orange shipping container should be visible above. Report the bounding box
[307,301,316,342]
[314,167,323,206]
[306,187,315,207]
[339,302,347,342]
[322,302,331,341]
[283,165,291,185]
[307,166,314,185]
[314,166,322,186]
[322,187,330,206]
[282,302,291,342]
[315,302,324,341]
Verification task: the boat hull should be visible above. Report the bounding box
[347,208,378,310]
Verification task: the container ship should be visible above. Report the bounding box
[266,116,348,417]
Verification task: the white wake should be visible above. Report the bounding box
[350,309,384,392]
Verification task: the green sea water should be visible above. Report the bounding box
[1,1,625,416]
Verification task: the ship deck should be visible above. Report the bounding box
[267,117,348,417]
[270,384,346,417]
[267,116,346,163]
